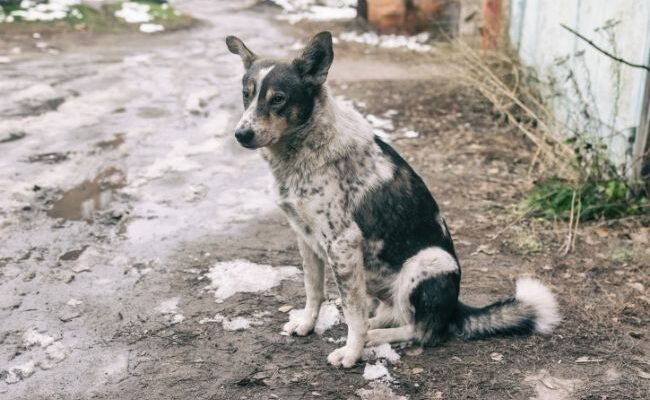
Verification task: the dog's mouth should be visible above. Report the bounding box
[239,142,258,149]
[238,137,277,150]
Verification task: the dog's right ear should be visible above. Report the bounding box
[226,36,256,70]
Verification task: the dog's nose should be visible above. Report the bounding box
[235,128,255,145]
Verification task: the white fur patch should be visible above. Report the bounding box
[515,278,561,334]
[236,65,276,130]
[392,247,458,323]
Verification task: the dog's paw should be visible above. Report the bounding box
[283,318,315,336]
[327,345,361,368]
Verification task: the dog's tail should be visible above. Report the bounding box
[452,278,560,339]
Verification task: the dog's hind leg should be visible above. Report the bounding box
[366,325,415,345]
[368,302,396,329]
[283,239,325,336]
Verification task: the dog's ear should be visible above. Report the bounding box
[292,31,333,86]
[226,35,256,69]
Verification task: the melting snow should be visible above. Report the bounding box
[363,362,392,381]
[45,342,68,362]
[339,31,433,52]
[1,0,81,23]
[363,343,401,363]
[156,297,184,324]
[204,259,300,303]
[5,361,37,384]
[286,302,341,334]
[222,316,253,331]
[199,312,267,331]
[140,23,164,33]
[66,298,83,306]
[23,329,55,348]
[115,2,152,23]
[272,0,356,24]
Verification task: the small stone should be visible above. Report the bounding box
[278,305,293,313]
[411,367,424,374]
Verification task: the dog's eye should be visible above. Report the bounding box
[270,93,286,106]
[242,90,251,100]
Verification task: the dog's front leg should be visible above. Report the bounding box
[325,227,368,368]
[283,239,325,336]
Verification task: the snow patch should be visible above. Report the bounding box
[156,297,184,324]
[115,2,152,24]
[272,0,356,24]
[140,23,164,33]
[66,298,83,306]
[339,31,433,52]
[2,0,81,23]
[363,343,401,363]
[363,362,393,381]
[23,329,54,348]
[200,312,268,331]
[5,361,37,384]
[286,302,341,334]
[45,342,68,362]
[204,259,300,303]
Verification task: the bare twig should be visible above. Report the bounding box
[560,24,650,72]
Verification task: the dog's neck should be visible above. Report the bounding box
[261,85,370,187]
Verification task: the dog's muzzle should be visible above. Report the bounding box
[234,128,255,148]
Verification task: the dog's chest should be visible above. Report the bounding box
[276,177,337,250]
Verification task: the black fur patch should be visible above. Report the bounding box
[242,61,319,132]
[353,137,457,272]
[410,273,460,346]
[453,299,536,339]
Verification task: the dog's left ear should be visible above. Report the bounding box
[292,31,333,86]
[226,35,257,69]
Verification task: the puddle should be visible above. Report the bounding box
[46,168,126,221]
[96,133,125,150]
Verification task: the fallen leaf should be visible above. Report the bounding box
[406,347,423,357]
[472,245,497,256]
[411,367,424,374]
[278,305,293,313]
[575,356,603,364]
[594,226,610,237]
[490,352,504,362]
[633,367,650,380]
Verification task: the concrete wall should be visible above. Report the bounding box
[509,0,650,174]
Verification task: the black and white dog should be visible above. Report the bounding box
[225,32,560,368]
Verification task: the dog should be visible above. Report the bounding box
[225,31,560,368]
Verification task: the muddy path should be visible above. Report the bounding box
[1,1,649,400]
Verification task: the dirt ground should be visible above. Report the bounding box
[1,2,649,400]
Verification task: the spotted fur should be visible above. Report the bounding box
[226,32,561,368]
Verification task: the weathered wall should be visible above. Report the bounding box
[509,0,650,174]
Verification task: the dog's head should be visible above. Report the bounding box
[225,32,333,149]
